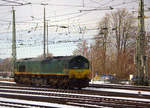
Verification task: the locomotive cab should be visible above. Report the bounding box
[68,56,90,88]
[69,56,89,69]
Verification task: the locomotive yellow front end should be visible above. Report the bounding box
[68,56,91,88]
[69,69,90,79]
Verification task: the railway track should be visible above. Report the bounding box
[1,79,150,92]
[0,82,149,108]
[0,87,150,108]
[89,83,150,91]
[0,84,150,100]
[0,97,76,108]
[0,98,54,108]
[0,81,150,99]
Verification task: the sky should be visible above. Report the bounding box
[0,0,149,59]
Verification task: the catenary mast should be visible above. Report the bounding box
[136,0,148,85]
[11,7,16,76]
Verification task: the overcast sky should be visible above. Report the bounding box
[0,0,149,59]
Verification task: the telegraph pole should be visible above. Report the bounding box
[43,6,46,58]
[41,3,48,58]
[136,0,149,85]
[46,21,49,56]
[11,7,16,76]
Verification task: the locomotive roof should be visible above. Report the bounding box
[16,55,87,63]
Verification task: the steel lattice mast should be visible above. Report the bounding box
[136,0,148,85]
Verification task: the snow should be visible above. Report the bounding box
[1,84,149,98]
[90,80,111,84]
[0,88,149,103]
[0,81,16,84]
[84,87,150,95]
[90,80,129,85]
[0,101,32,108]
[0,80,150,96]
[0,80,150,106]
[0,97,81,108]
[67,102,112,108]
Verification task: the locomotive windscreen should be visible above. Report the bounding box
[69,56,89,69]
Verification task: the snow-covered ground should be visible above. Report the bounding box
[90,80,130,85]
[0,80,150,96]
[89,80,150,94]
[0,97,80,108]
[0,81,16,84]
[84,87,150,95]
[0,80,149,107]
[0,87,149,102]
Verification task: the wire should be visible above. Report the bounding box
[1,0,24,5]
[0,19,11,22]
[51,11,91,23]
[0,11,86,25]
[89,0,105,5]
[3,11,91,24]
[26,11,82,22]
[31,2,84,7]
[110,0,137,8]
[0,35,97,49]
[0,0,31,6]
[97,0,115,7]
[0,0,127,25]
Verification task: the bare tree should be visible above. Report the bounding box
[98,15,110,75]
[73,9,138,80]
[91,9,137,80]
[107,9,137,79]
[0,58,11,72]
[72,40,89,58]
[110,9,136,54]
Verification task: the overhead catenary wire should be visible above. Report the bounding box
[1,0,25,5]
[0,35,98,50]
[0,0,148,59]
[89,0,115,7]
[2,1,136,21]
[0,11,89,24]
[0,0,31,6]
[109,0,137,8]
[89,0,105,5]
[0,0,139,25]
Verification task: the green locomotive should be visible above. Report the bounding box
[14,55,91,89]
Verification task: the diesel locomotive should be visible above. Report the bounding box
[14,55,91,89]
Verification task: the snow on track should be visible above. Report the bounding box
[0,88,149,103]
[0,97,80,108]
[84,87,150,95]
[0,81,16,84]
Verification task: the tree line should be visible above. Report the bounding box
[73,9,150,80]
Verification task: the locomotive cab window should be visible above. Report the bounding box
[18,65,26,72]
[84,63,89,68]
[69,56,89,69]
